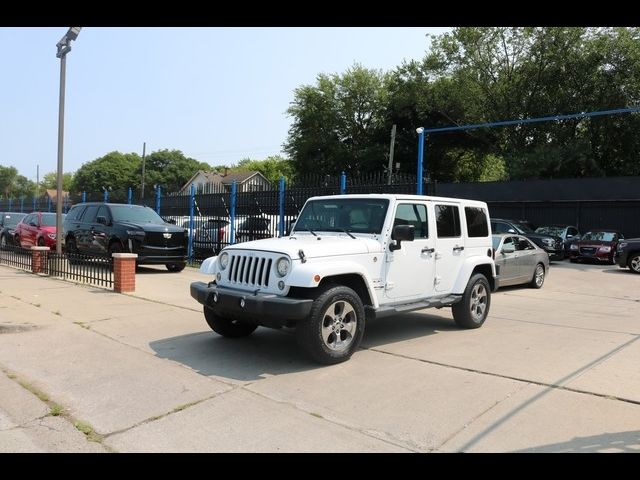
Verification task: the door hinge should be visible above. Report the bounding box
[434,276,442,285]
[385,282,395,290]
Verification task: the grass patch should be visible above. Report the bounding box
[53,311,62,316]
[73,321,89,329]
[50,404,64,416]
[74,421,103,443]
[310,412,324,419]
[33,303,41,308]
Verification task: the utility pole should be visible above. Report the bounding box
[35,164,39,199]
[141,142,146,199]
[387,124,397,185]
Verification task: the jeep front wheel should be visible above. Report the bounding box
[452,273,491,329]
[296,285,365,365]
[204,306,257,338]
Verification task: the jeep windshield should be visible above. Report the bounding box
[293,198,389,235]
[110,205,166,224]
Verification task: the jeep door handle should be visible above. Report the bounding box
[421,247,435,254]
[453,246,465,252]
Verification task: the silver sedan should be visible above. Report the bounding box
[492,234,550,289]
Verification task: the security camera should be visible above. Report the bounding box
[416,127,424,134]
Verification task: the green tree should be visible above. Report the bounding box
[71,151,141,199]
[0,166,19,197]
[285,64,390,176]
[142,149,211,197]
[236,155,295,184]
[42,171,74,192]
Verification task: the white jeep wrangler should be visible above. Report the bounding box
[191,194,496,364]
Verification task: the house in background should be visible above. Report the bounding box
[43,189,71,208]
[180,170,272,194]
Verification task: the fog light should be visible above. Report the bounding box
[212,293,218,303]
[216,272,221,281]
[240,298,246,308]
[278,280,285,290]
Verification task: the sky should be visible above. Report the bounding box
[0,27,451,182]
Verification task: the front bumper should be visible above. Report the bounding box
[542,247,564,260]
[616,251,629,268]
[190,281,313,327]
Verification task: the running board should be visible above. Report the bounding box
[368,295,462,319]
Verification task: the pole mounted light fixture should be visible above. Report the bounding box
[55,27,81,255]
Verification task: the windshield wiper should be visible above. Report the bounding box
[323,227,356,239]
[294,227,317,236]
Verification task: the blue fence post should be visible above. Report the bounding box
[188,184,195,263]
[156,186,161,215]
[20,197,24,213]
[82,191,86,203]
[64,194,68,213]
[128,187,132,205]
[230,181,237,245]
[416,127,425,195]
[340,171,346,194]
[278,176,286,237]
[103,189,109,203]
[47,196,52,212]
[33,197,36,211]
[8,198,12,211]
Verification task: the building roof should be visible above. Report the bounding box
[45,189,70,199]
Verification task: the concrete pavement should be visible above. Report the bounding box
[0,260,639,452]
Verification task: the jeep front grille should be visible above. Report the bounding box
[227,254,273,287]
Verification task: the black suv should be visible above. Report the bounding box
[491,218,564,260]
[63,203,188,272]
[616,238,640,274]
[0,212,26,248]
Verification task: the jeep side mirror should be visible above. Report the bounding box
[390,224,415,251]
[96,216,108,225]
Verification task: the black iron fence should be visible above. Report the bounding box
[0,245,113,289]
[0,244,32,271]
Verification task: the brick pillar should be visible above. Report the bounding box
[112,253,138,293]
[31,246,50,274]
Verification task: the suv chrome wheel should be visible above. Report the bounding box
[321,300,357,352]
[630,254,640,274]
[470,283,488,322]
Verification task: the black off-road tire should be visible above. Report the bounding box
[166,262,186,272]
[296,285,365,365]
[452,273,491,329]
[529,263,545,289]
[65,237,80,265]
[203,306,258,338]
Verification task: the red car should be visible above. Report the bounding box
[14,212,65,249]
[569,229,624,264]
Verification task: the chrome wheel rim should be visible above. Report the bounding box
[321,300,357,352]
[535,265,545,287]
[470,283,487,322]
[631,255,640,273]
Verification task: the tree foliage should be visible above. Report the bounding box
[286,27,640,181]
[42,171,74,192]
[236,155,295,184]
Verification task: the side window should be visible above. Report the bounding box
[435,205,461,238]
[568,227,578,236]
[67,205,85,221]
[96,206,110,222]
[393,203,428,239]
[493,222,511,234]
[81,205,100,223]
[516,237,534,251]
[503,236,515,251]
[23,214,34,225]
[464,207,489,237]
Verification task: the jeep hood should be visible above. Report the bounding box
[225,235,382,259]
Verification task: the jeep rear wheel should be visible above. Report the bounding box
[629,254,640,274]
[166,262,186,272]
[203,306,258,338]
[452,273,491,329]
[296,285,365,365]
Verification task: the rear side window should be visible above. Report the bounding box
[435,205,461,238]
[464,207,489,237]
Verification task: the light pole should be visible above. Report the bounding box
[55,27,81,254]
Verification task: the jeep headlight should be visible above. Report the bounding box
[541,238,554,246]
[276,257,290,277]
[218,252,229,270]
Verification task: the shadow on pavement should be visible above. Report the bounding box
[149,327,321,382]
[360,311,458,349]
[513,430,640,452]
